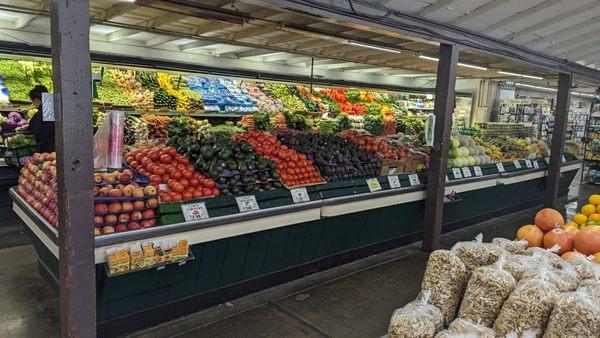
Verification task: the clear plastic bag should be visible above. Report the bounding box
[434,330,478,338]
[448,318,495,338]
[564,254,598,280]
[525,246,562,268]
[493,268,559,338]
[94,110,124,170]
[451,233,505,272]
[543,288,600,338]
[458,257,516,327]
[388,290,444,338]
[503,254,535,281]
[522,257,581,292]
[421,250,468,326]
[492,238,528,255]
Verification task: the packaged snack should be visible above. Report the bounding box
[448,318,494,338]
[388,291,443,338]
[492,238,527,255]
[543,288,600,338]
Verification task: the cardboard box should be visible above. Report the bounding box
[380,158,406,176]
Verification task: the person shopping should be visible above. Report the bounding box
[25,85,55,153]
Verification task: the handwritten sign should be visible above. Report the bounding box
[366,178,382,192]
[408,173,420,186]
[236,195,259,213]
[388,175,401,188]
[290,187,310,203]
[497,163,505,173]
[452,168,463,179]
[461,167,472,178]
[473,166,483,177]
[181,202,209,222]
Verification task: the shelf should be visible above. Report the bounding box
[125,110,248,118]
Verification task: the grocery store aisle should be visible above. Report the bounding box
[129,207,533,338]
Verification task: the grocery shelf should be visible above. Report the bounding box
[124,110,248,118]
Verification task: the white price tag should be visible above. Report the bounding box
[156,266,165,271]
[496,163,505,173]
[366,178,382,192]
[387,175,401,189]
[562,155,567,163]
[181,202,209,222]
[445,175,450,183]
[452,168,463,179]
[513,160,522,169]
[236,195,259,213]
[544,157,550,164]
[178,260,187,267]
[158,183,168,192]
[290,187,310,204]
[473,166,483,177]
[525,160,533,168]
[408,173,420,186]
[533,161,540,169]
[461,167,472,178]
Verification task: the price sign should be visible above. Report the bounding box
[496,163,505,173]
[158,183,168,192]
[513,160,522,169]
[533,161,540,169]
[156,266,165,271]
[290,187,310,203]
[473,166,483,177]
[178,260,187,267]
[366,178,382,192]
[461,167,472,178]
[525,159,533,168]
[545,157,550,164]
[452,168,463,179]
[562,155,567,163]
[236,195,259,213]
[387,175,401,189]
[408,173,420,186]
[181,202,209,222]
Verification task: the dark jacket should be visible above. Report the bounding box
[28,106,55,153]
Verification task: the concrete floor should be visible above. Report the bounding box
[0,181,598,338]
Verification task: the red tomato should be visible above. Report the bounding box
[192,190,203,199]
[166,165,176,174]
[173,154,182,162]
[138,168,147,175]
[202,188,213,197]
[182,191,193,201]
[148,151,160,161]
[161,174,170,183]
[182,171,193,180]
[146,163,158,174]
[189,177,200,187]
[171,192,182,202]
[180,178,189,188]
[153,166,166,176]
[161,195,172,203]
[186,164,196,172]
[125,156,135,164]
[166,147,178,157]
[179,157,190,165]
[177,163,187,171]
[149,175,162,184]
[192,171,202,179]
[173,183,185,193]
[141,157,152,166]
[171,170,182,180]
[211,188,220,196]
[134,153,144,162]
[204,179,216,188]
[160,154,172,164]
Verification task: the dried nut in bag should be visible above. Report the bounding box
[451,234,505,272]
[522,262,581,292]
[421,250,468,326]
[525,247,562,268]
[493,277,558,337]
[492,238,527,255]
[543,288,600,338]
[434,330,478,338]
[388,291,444,338]
[503,254,534,281]
[448,318,495,338]
[579,279,600,303]
[457,260,516,327]
[564,254,597,279]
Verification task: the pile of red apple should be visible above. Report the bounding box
[17,153,58,227]
[124,146,218,203]
[93,180,158,236]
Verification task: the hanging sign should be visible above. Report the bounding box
[461,167,472,178]
[387,175,401,189]
[366,178,382,192]
[452,168,463,179]
[408,173,420,186]
[290,187,310,204]
[424,115,436,147]
[236,195,259,213]
[473,166,483,177]
[181,202,209,222]
[496,163,506,173]
[42,92,55,122]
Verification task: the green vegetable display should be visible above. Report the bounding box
[283,111,312,131]
[265,84,307,112]
[253,113,272,131]
[153,88,177,109]
[364,113,383,136]
[335,113,352,132]
[96,70,131,106]
[316,118,336,134]
[5,133,36,148]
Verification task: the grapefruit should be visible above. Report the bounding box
[581,204,596,217]
[517,224,543,248]
[574,226,600,255]
[597,204,600,213]
[589,194,600,206]
[573,213,588,226]
[543,228,573,255]
[535,208,564,232]
[563,224,579,237]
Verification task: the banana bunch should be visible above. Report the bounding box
[110,69,154,110]
[124,115,149,145]
[157,72,190,110]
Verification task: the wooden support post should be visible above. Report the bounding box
[544,73,571,208]
[422,43,459,251]
[50,0,96,336]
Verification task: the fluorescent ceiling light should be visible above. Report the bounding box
[279,26,347,44]
[346,41,402,54]
[498,71,543,80]
[418,55,488,71]
[514,82,556,92]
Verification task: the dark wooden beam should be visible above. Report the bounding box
[544,73,571,208]
[50,0,96,336]
[422,43,459,251]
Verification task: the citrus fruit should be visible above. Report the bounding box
[581,204,596,217]
[597,204,600,213]
[589,194,600,206]
[573,213,588,226]
[589,214,600,222]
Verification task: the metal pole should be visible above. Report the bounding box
[544,73,571,208]
[422,43,459,251]
[50,0,96,336]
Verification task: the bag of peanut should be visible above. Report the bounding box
[543,287,600,338]
[451,234,505,273]
[491,238,528,255]
[388,290,444,338]
[448,318,495,338]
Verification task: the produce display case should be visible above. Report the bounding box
[11,155,581,336]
